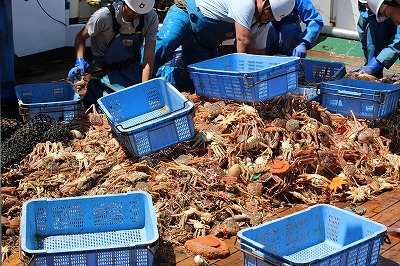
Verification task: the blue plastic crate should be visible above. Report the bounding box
[15,82,83,122]
[320,78,400,119]
[188,53,299,102]
[237,204,386,266]
[293,58,346,101]
[98,77,195,157]
[21,191,159,266]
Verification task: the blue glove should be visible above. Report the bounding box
[349,67,362,74]
[68,58,90,82]
[358,57,383,75]
[292,42,307,58]
[349,57,383,75]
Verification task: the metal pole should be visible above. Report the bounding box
[320,25,360,41]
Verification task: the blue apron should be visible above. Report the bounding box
[84,7,143,107]
[186,0,235,49]
[97,32,143,89]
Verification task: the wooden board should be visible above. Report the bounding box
[174,186,400,265]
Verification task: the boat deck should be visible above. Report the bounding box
[2,37,400,265]
[174,185,400,266]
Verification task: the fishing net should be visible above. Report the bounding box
[1,117,23,141]
[1,115,70,169]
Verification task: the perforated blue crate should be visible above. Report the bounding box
[188,53,299,102]
[238,204,386,266]
[320,78,400,119]
[21,191,159,266]
[15,82,83,122]
[293,58,346,101]
[98,77,195,157]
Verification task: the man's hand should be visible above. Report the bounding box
[68,58,89,82]
[350,57,383,75]
[292,42,307,58]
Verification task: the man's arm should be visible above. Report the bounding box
[75,27,91,58]
[235,22,252,53]
[142,39,156,82]
[68,27,91,82]
[296,0,323,48]
[252,48,266,54]
[376,25,400,69]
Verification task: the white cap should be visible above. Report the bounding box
[359,0,368,4]
[270,0,295,22]
[367,0,387,22]
[124,0,154,14]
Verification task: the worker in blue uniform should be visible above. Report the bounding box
[265,0,323,58]
[351,0,400,78]
[368,0,400,25]
[153,0,295,92]
[68,0,159,108]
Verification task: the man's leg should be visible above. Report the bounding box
[266,21,301,56]
[154,5,190,74]
[357,2,370,65]
[279,22,302,56]
[367,17,397,78]
[265,24,281,55]
[83,79,110,109]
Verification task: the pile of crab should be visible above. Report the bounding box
[1,92,400,262]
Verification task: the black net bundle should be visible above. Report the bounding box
[1,117,23,141]
[1,115,70,169]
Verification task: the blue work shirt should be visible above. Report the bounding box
[375,24,400,68]
[272,0,323,48]
[358,3,400,69]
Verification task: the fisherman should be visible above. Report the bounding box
[67,0,159,107]
[368,0,400,25]
[350,0,400,78]
[153,0,295,92]
[265,0,323,58]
